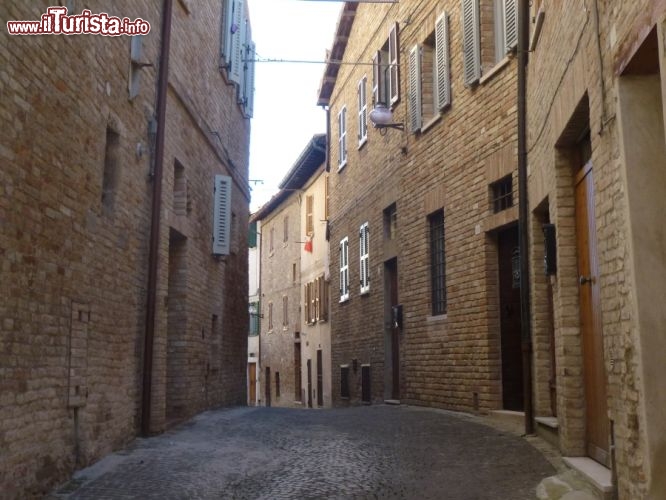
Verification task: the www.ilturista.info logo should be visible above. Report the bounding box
[6,7,151,36]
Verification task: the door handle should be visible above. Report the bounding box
[579,275,593,285]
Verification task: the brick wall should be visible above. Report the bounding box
[258,196,302,407]
[0,1,250,496]
[327,0,519,411]
[527,1,666,497]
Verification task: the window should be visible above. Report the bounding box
[429,210,447,315]
[357,76,368,146]
[384,203,397,240]
[463,0,517,85]
[292,262,297,283]
[283,216,289,242]
[282,295,289,327]
[249,301,260,335]
[305,276,328,324]
[338,107,347,169]
[268,302,273,331]
[306,195,314,235]
[408,13,451,133]
[324,176,330,220]
[490,175,513,213]
[317,275,329,321]
[372,23,400,106]
[102,126,120,214]
[340,365,350,399]
[339,237,350,302]
[359,223,370,294]
[269,226,275,253]
[220,0,255,116]
[212,175,232,255]
[173,160,189,216]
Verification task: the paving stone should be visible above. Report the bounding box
[49,405,556,499]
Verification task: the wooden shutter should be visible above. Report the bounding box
[229,0,245,84]
[462,0,481,86]
[212,175,232,255]
[306,195,314,235]
[435,12,451,110]
[408,45,422,133]
[503,0,518,51]
[388,23,400,104]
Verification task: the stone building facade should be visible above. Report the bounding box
[321,0,521,411]
[251,135,328,408]
[0,0,253,497]
[526,1,666,498]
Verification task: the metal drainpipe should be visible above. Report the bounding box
[325,106,331,172]
[518,0,534,435]
[142,0,173,437]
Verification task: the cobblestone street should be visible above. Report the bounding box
[50,405,555,499]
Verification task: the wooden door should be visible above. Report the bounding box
[316,350,323,407]
[385,258,400,399]
[575,161,609,466]
[497,226,523,411]
[248,362,256,406]
[307,359,312,408]
[265,367,271,407]
[294,342,302,401]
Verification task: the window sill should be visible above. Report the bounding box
[479,55,512,85]
[338,160,347,172]
[358,137,368,150]
[360,289,370,296]
[426,314,447,323]
[420,114,442,134]
[339,297,350,304]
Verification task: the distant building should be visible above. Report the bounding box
[0,0,254,496]
[251,135,329,408]
[248,220,261,406]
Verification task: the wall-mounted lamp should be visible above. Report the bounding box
[369,103,404,135]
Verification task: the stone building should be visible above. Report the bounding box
[525,1,666,498]
[0,0,253,497]
[251,135,329,408]
[320,0,521,411]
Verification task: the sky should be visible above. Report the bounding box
[246,0,343,211]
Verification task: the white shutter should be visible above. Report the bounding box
[358,77,367,144]
[372,51,381,105]
[221,0,234,66]
[229,0,244,84]
[244,41,256,118]
[360,223,369,293]
[338,107,347,168]
[435,12,451,110]
[388,23,400,104]
[212,175,232,255]
[339,237,349,301]
[503,0,518,51]
[408,45,422,133]
[462,0,481,86]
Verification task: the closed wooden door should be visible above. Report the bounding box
[265,367,271,407]
[316,350,323,407]
[248,362,256,406]
[307,359,312,408]
[575,161,609,466]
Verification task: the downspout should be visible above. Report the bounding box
[142,0,173,437]
[517,0,534,435]
[325,107,331,172]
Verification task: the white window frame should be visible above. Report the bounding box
[359,222,370,294]
[339,237,350,302]
[357,76,368,147]
[338,106,347,169]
